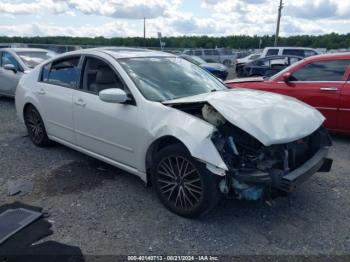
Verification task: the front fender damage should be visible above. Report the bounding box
[147,105,228,175]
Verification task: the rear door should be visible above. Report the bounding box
[36,56,81,144]
[274,59,350,129]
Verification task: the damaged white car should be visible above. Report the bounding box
[15,48,333,217]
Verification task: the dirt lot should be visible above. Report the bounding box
[0,96,350,256]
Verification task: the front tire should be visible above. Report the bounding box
[151,144,222,218]
[24,105,52,147]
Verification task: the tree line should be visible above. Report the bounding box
[0,33,349,50]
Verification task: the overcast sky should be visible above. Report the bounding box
[0,0,349,38]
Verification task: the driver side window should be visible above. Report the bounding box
[81,57,124,94]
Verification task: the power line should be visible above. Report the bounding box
[274,0,283,46]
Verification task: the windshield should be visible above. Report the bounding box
[269,58,305,80]
[119,57,227,102]
[15,51,54,68]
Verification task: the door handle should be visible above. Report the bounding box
[37,88,46,95]
[320,87,339,91]
[74,98,86,107]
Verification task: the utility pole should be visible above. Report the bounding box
[274,0,283,46]
[143,17,146,47]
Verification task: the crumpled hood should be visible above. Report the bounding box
[164,89,325,146]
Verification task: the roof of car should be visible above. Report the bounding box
[94,47,175,59]
[0,47,51,53]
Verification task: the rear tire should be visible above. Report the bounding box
[24,105,52,147]
[151,144,222,218]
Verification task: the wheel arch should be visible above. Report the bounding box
[23,102,35,119]
[145,135,187,186]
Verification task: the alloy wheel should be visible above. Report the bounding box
[25,108,45,144]
[156,156,204,210]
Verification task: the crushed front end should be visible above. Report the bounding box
[167,100,333,201]
[212,123,333,200]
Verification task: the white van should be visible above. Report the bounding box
[260,47,319,58]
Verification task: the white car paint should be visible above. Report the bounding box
[15,48,325,184]
[260,47,319,58]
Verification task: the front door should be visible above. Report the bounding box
[274,59,350,129]
[73,56,141,168]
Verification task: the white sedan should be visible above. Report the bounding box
[15,48,332,217]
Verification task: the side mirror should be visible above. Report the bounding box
[4,64,17,73]
[282,72,291,82]
[99,88,129,104]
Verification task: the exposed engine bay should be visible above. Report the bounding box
[169,102,333,201]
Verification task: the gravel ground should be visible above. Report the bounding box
[0,96,350,256]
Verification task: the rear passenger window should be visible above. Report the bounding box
[291,60,350,81]
[266,49,278,56]
[213,50,220,55]
[46,57,80,88]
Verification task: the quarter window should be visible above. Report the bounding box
[290,60,350,81]
[41,63,51,82]
[46,57,80,88]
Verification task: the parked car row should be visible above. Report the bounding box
[183,48,236,66]
[0,46,339,218]
[180,54,228,80]
[236,55,303,77]
[235,47,320,78]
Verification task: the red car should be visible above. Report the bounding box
[226,53,350,134]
